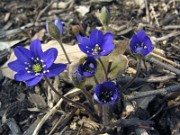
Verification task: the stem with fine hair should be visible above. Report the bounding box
[122,57,141,92]
[98,58,108,81]
[57,38,71,64]
[44,77,99,121]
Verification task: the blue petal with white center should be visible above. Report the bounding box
[93,81,119,104]
[129,30,154,56]
[76,29,115,58]
[8,39,67,86]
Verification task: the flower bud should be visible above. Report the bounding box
[99,7,110,26]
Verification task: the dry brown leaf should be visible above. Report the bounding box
[31,29,45,41]
[78,116,100,131]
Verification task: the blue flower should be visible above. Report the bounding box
[8,39,66,86]
[93,81,119,104]
[130,30,154,56]
[76,29,115,58]
[46,19,64,35]
[78,56,97,77]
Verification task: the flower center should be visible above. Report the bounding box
[32,63,43,73]
[98,88,114,103]
[84,63,95,73]
[93,44,102,55]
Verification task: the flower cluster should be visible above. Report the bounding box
[130,30,154,56]
[8,39,66,86]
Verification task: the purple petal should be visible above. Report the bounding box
[136,30,146,42]
[30,39,43,58]
[8,60,26,72]
[54,19,64,35]
[141,36,154,56]
[14,46,32,63]
[25,75,43,86]
[103,32,114,44]
[83,71,94,77]
[76,34,92,47]
[93,81,119,104]
[129,35,140,52]
[42,48,58,68]
[15,70,35,81]
[100,43,115,56]
[90,29,104,47]
[45,63,66,77]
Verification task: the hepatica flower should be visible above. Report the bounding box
[78,56,97,77]
[8,39,66,86]
[130,30,154,56]
[76,29,115,58]
[46,19,64,37]
[93,81,119,104]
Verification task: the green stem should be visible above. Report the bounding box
[122,57,141,92]
[57,38,71,64]
[44,77,99,121]
[98,58,108,81]
[93,75,99,85]
[102,105,110,125]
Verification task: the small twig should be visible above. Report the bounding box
[35,0,57,23]
[154,31,180,42]
[48,109,76,135]
[117,74,177,83]
[150,52,180,68]
[94,118,153,134]
[124,84,180,101]
[144,0,150,23]
[148,103,166,120]
[163,25,180,30]
[146,54,180,75]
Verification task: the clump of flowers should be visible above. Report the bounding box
[93,81,119,104]
[129,30,154,56]
[8,39,66,86]
[76,29,115,58]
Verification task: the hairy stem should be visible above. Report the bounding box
[57,39,71,64]
[44,77,99,121]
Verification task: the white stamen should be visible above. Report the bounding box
[43,64,46,68]
[27,71,31,73]
[31,57,34,60]
[35,73,40,76]
[25,67,28,70]
[87,50,89,53]
[40,59,44,62]
[36,57,39,61]
[86,46,88,48]
[46,70,50,72]
[144,46,147,49]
